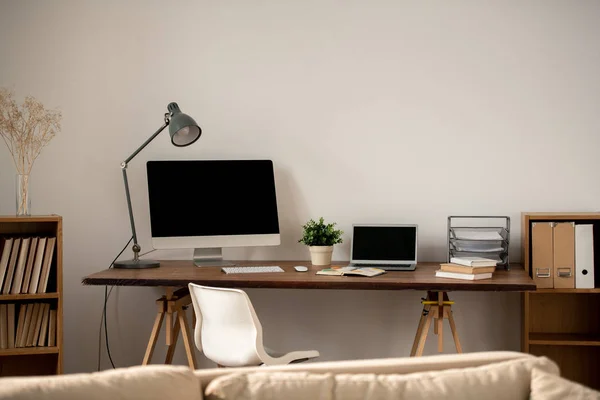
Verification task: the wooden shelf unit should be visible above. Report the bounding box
[529,333,600,346]
[0,215,63,376]
[522,212,600,390]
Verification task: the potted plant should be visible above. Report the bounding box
[298,217,343,265]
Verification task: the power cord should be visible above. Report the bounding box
[97,237,132,371]
[97,240,158,371]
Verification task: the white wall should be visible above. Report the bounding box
[1,0,600,373]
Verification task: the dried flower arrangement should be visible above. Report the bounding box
[0,88,61,215]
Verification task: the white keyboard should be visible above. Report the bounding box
[221,266,284,274]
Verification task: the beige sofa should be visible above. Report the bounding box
[1,351,598,399]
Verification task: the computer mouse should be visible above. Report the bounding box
[294,266,308,272]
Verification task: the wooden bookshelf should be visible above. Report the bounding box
[529,333,600,346]
[0,346,59,356]
[522,212,600,390]
[0,215,62,376]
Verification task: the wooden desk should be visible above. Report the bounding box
[82,261,535,366]
[83,261,534,291]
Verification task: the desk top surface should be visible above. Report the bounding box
[82,261,535,291]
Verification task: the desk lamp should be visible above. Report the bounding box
[114,102,202,269]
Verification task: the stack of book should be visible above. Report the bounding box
[0,302,56,349]
[435,257,497,280]
[0,236,57,294]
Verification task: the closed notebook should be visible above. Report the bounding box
[440,263,496,275]
[435,270,493,281]
[317,266,386,277]
[450,256,497,267]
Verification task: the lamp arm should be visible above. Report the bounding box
[120,117,170,260]
[124,117,169,165]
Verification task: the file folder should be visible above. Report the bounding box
[553,222,575,289]
[531,222,554,289]
[575,224,595,289]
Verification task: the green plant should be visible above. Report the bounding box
[298,217,343,246]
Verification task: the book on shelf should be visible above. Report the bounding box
[38,304,50,346]
[32,302,45,345]
[26,303,41,347]
[0,237,14,291]
[48,309,56,347]
[11,237,31,294]
[28,237,47,294]
[0,304,7,349]
[37,237,56,293]
[2,238,21,294]
[449,256,497,267]
[7,303,15,349]
[439,263,496,275]
[18,303,34,347]
[22,237,39,293]
[15,304,26,348]
[436,270,493,281]
[316,266,386,277]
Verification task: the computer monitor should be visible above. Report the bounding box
[146,159,281,266]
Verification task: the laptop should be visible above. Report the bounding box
[348,224,418,271]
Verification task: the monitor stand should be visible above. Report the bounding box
[193,248,236,267]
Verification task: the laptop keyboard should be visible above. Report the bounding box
[353,264,414,270]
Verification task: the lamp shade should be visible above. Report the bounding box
[167,102,202,147]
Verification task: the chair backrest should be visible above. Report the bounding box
[188,283,264,367]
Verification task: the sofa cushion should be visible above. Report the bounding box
[530,367,600,399]
[194,351,533,389]
[205,356,559,400]
[0,365,202,400]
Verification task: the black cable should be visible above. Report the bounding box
[99,236,133,370]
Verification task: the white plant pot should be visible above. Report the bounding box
[309,246,334,266]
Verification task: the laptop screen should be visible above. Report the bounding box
[351,225,417,263]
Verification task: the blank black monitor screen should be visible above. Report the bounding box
[352,226,417,261]
[146,160,280,237]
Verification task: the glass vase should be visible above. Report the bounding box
[16,174,31,216]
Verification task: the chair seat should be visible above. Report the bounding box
[189,283,321,368]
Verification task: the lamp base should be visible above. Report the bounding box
[113,259,160,269]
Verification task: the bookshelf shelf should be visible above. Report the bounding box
[0,293,60,301]
[534,288,600,294]
[0,346,59,357]
[0,215,62,376]
[529,333,600,347]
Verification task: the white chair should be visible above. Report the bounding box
[188,283,320,367]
